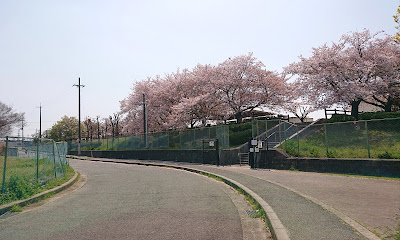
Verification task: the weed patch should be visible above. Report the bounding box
[0,159,75,206]
[9,204,22,212]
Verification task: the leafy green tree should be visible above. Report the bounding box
[48,116,86,142]
[394,5,400,44]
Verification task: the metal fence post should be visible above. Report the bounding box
[216,139,220,167]
[2,136,9,193]
[365,121,371,158]
[284,121,287,149]
[179,132,182,149]
[296,125,300,156]
[324,124,329,157]
[279,120,282,145]
[251,120,254,139]
[53,141,57,178]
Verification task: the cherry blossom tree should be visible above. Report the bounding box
[215,53,286,123]
[165,64,227,129]
[120,53,287,134]
[283,82,316,122]
[360,36,400,112]
[286,29,400,119]
[394,5,400,44]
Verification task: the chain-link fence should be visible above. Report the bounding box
[280,118,400,159]
[1,136,68,194]
[251,119,310,150]
[68,125,230,151]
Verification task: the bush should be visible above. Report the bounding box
[0,176,40,204]
[359,112,400,120]
[7,176,39,200]
[229,122,252,133]
[326,114,355,123]
[229,122,253,147]
[377,151,394,159]
[229,129,252,147]
[281,139,299,157]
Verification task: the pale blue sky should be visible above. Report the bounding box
[0,0,398,136]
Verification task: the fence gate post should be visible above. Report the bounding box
[365,121,371,158]
[324,124,329,157]
[1,136,9,193]
[279,120,282,144]
[216,139,220,167]
[251,120,254,139]
[53,141,57,178]
[296,125,300,156]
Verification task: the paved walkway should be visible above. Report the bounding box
[1,160,258,240]
[74,157,400,239]
[225,166,400,238]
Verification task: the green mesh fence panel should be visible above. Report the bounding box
[364,118,400,159]
[69,125,230,151]
[1,136,68,194]
[283,118,400,159]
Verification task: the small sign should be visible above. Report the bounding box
[249,148,254,152]
[251,139,258,146]
[255,147,260,153]
[209,141,215,147]
[258,141,263,149]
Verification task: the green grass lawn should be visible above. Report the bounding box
[281,128,400,159]
[0,156,75,205]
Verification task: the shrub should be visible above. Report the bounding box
[326,114,355,123]
[359,112,400,120]
[6,176,39,200]
[229,122,253,147]
[377,151,394,159]
[229,129,252,147]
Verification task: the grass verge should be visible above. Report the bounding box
[281,128,400,159]
[0,158,75,206]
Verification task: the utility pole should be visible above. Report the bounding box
[73,78,85,155]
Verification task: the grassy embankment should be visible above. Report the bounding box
[281,113,400,159]
[72,122,258,150]
[0,156,75,206]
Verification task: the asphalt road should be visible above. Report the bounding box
[0,160,245,240]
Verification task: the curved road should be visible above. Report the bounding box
[0,160,248,240]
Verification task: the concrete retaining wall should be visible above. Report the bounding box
[256,149,400,177]
[69,148,400,177]
[68,149,238,166]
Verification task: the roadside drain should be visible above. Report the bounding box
[0,212,19,220]
[245,210,259,218]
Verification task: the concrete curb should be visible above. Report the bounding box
[71,156,290,240]
[0,171,79,216]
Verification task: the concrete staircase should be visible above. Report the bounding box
[232,119,321,164]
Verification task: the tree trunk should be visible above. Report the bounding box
[235,112,243,124]
[384,96,393,112]
[351,99,362,120]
